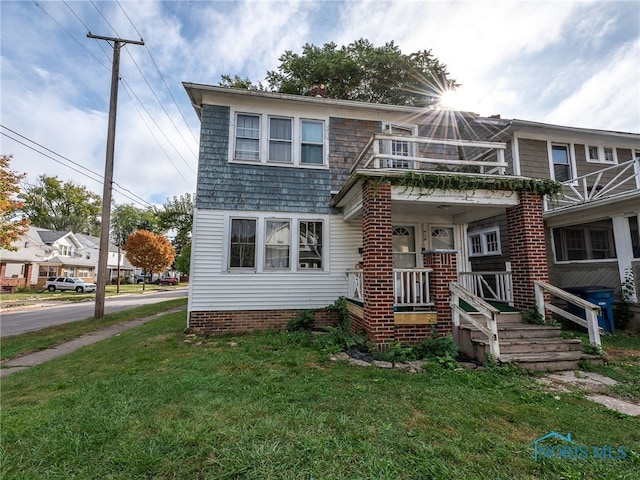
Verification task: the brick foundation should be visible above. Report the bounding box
[189,308,340,336]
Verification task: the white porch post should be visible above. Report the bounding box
[611,214,637,303]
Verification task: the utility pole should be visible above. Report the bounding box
[89,33,144,319]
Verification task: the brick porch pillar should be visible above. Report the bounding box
[506,191,549,310]
[362,179,395,347]
[24,263,34,288]
[424,250,457,336]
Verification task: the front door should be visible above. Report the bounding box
[392,226,417,268]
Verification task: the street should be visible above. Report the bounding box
[0,288,188,337]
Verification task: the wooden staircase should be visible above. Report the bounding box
[455,311,584,371]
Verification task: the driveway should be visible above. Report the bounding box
[0,288,188,337]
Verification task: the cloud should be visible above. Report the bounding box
[543,38,640,132]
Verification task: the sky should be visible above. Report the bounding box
[1,0,639,209]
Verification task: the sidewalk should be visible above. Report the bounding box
[1,306,184,378]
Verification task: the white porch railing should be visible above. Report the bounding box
[350,134,508,175]
[546,158,640,211]
[459,263,513,306]
[450,282,501,359]
[394,268,434,307]
[534,281,602,346]
[345,268,363,302]
[345,268,434,307]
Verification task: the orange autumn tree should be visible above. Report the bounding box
[0,154,30,250]
[124,230,175,290]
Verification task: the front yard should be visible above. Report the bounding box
[1,309,639,479]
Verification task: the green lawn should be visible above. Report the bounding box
[2,311,639,479]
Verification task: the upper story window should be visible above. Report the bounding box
[550,143,574,182]
[235,114,260,161]
[586,145,617,164]
[382,124,417,169]
[232,111,326,167]
[301,120,324,165]
[269,117,292,163]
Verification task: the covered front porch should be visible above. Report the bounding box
[332,134,557,349]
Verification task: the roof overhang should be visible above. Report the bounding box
[544,190,640,227]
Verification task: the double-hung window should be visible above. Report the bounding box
[233,112,325,166]
[301,120,324,165]
[229,218,257,268]
[265,220,291,269]
[269,117,292,163]
[298,220,323,269]
[235,114,260,161]
[551,144,573,182]
[553,221,615,261]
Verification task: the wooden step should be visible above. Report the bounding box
[476,338,582,355]
[499,351,583,371]
[462,323,563,340]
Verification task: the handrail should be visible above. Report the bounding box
[450,282,501,359]
[394,268,434,306]
[534,281,602,346]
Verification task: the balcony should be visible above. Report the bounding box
[350,134,508,176]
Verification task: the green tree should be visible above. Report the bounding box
[111,203,160,248]
[174,241,191,276]
[0,154,30,250]
[253,39,457,106]
[19,175,102,235]
[219,74,264,91]
[158,193,194,252]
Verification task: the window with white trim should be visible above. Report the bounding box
[229,218,257,268]
[227,216,326,272]
[265,220,291,269]
[382,124,416,169]
[468,227,501,256]
[301,120,324,165]
[551,144,573,182]
[586,145,617,164]
[553,221,616,261]
[268,117,292,163]
[232,112,326,167]
[298,220,323,269]
[234,114,260,161]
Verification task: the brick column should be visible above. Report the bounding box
[424,251,457,336]
[506,191,549,310]
[24,263,34,288]
[362,179,395,347]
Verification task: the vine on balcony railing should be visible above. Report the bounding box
[366,171,563,197]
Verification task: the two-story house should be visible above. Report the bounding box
[183,83,639,368]
[0,227,135,291]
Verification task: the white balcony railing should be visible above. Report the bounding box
[350,134,508,176]
[546,158,640,211]
[345,267,434,307]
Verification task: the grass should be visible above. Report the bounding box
[0,298,187,361]
[2,311,639,479]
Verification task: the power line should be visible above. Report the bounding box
[33,0,110,70]
[89,0,119,37]
[1,125,154,208]
[115,0,200,147]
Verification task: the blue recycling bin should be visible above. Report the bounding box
[565,286,616,333]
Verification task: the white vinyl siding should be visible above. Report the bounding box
[188,209,361,312]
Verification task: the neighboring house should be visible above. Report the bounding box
[468,119,640,305]
[183,83,639,357]
[0,227,133,291]
[74,233,135,282]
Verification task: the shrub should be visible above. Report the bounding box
[286,309,315,331]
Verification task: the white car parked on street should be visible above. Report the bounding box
[44,277,97,293]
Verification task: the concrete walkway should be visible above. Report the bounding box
[1,307,184,378]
